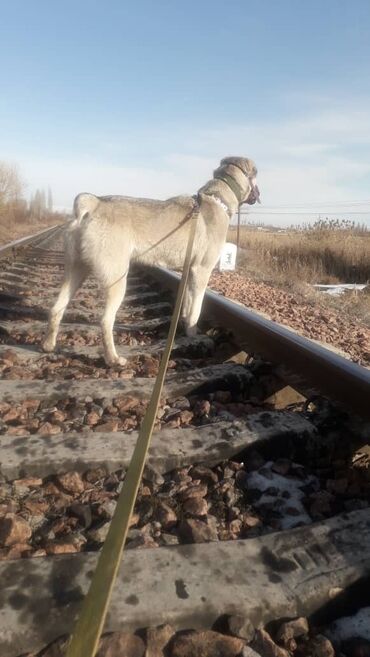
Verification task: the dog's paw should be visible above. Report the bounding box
[42,339,56,353]
[105,355,127,367]
[185,325,198,338]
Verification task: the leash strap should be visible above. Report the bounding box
[65,202,199,657]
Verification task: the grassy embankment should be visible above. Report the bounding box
[0,214,64,245]
[227,220,370,323]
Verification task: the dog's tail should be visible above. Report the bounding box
[73,193,100,224]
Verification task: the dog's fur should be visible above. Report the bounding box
[43,157,259,365]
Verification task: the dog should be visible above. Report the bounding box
[43,156,260,365]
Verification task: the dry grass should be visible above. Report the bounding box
[229,225,370,284]
[0,214,63,246]
[228,223,370,326]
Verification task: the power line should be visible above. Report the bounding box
[240,201,370,210]
[249,202,370,209]
[239,211,370,216]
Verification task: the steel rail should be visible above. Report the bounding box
[0,224,62,258]
[150,266,370,420]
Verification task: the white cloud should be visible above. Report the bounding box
[5,94,370,226]
[282,143,334,157]
[19,157,187,210]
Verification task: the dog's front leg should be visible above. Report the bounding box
[181,266,210,337]
[101,276,127,366]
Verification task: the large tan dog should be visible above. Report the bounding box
[43,156,260,365]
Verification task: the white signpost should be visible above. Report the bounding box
[218,242,237,271]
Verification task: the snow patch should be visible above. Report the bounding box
[313,283,367,296]
[246,461,318,529]
[327,607,370,642]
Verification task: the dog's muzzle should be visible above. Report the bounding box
[245,178,261,205]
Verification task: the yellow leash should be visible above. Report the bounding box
[65,203,199,657]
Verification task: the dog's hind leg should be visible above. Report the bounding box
[181,266,211,338]
[101,275,127,366]
[43,264,88,353]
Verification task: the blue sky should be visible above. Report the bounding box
[1,0,370,225]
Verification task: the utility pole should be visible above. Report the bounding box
[237,206,241,251]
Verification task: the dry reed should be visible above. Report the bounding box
[229,220,370,284]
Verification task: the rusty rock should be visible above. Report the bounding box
[114,395,140,412]
[96,632,145,657]
[178,483,208,501]
[145,624,175,657]
[140,356,160,377]
[183,497,208,517]
[87,522,111,544]
[49,409,67,423]
[6,542,33,559]
[38,422,61,435]
[126,533,158,549]
[179,518,218,543]
[242,513,261,529]
[85,410,101,426]
[21,399,41,412]
[252,629,290,657]
[276,617,309,646]
[95,419,119,432]
[193,400,211,417]
[6,426,30,436]
[0,513,32,547]
[171,630,244,657]
[3,406,21,422]
[45,540,80,555]
[14,477,43,489]
[241,647,261,657]
[155,502,177,530]
[190,465,218,485]
[122,416,137,430]
[227,615,255,642]
[85,467,107,483]
[56,471,85,494]
[179,410,194,425]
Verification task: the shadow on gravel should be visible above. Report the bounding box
[309,575,370,626]
[0,554,86,652]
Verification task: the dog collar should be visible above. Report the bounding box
[213,172,244,204]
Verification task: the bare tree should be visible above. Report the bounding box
[31,189,43,220]
[40,189,46,217]
[47,186,53,213]
[0,162,24,214]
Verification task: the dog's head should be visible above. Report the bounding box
[215,156,260,205]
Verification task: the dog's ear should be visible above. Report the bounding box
[220,157,257,178]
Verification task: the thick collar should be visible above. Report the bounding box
[213,171,244,204]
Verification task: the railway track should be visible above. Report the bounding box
[0,224,369,657]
